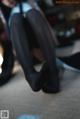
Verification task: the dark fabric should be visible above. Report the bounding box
[22,17,40,49]
[10,14,45,92]
[0,2,12,23]
[0,18,4,34]
[0,40,14,86]
[25,10,60,92]
[0,2,13,41]
[59,53,80,70]
[10,10,60,92]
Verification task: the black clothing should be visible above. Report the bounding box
[0,2,12,23]
[10,10,60,93]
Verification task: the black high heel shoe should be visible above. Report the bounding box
[42,63,60,93]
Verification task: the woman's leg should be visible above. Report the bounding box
[31,48,44,62]
[10,14,44,91]
[26,9,60,93]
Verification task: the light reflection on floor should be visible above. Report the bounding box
[18,115,40,119]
